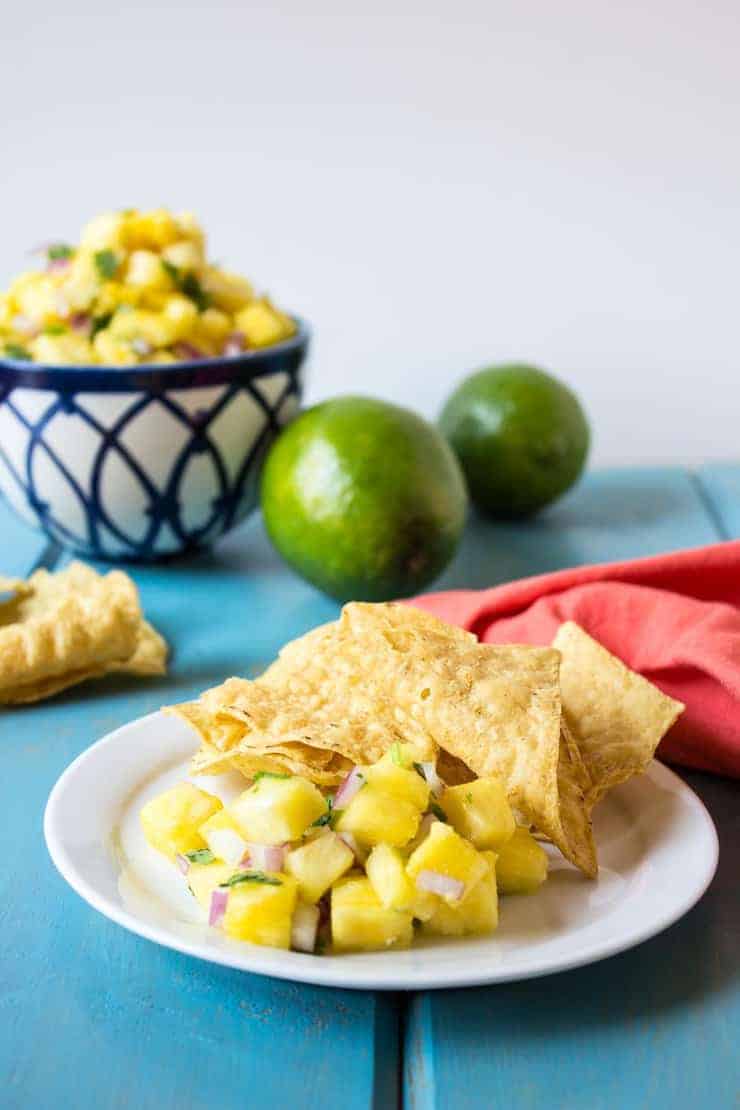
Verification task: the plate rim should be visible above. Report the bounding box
[44,710,720,992]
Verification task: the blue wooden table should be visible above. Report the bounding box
[2,466,738,1110]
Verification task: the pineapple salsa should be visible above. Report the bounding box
[0,208,296,366]
[140,743,548,954]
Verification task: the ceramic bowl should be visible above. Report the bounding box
[0,321,309,560]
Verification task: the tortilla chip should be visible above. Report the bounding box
[171,670,436,771]
[190,740,350,786]
[553,621,684,808]
[111,620,168,677]
[556,718,597,876]
[0,562,141,700]
[0,561,167,705]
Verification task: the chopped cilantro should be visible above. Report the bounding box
[311,797,334,828]
[465,792,473,804]
[90,312,113,339]
[430,802,448,822]
[219,871,282,888]
[181,271,211,312]
[4,343,30,361]
[185,848,214,865]
[47,243,73,261]
[252,771,290,784]
[413,761,426,779]
[43,323,67,336]
[94,249,118,281]
[390,741,402,766]
[161,259,180,284]
[161,259,211,311]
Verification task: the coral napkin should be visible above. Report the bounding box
[409,540,740,778]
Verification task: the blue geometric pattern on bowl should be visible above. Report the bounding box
[0,324,308,561]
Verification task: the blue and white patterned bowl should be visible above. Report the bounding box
[0,320,309,560]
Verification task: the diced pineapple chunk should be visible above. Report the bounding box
[29,332,96,366]
[199,809,248,865]
[61,251,102,313]
[162,294,199,339]
[366,843,417,911]
[495,827,548,894]
[331,876,413,952]
[406,821,488,904]
[422,851,498,936]
[441,778,516,850]
[335,786,420,848]
[285,831,354,903]
[235,298,294,347]
[125,250,172,292]
[203,266,253,313]
[175,210,206,248]
[12,272,63,323]
[80,211,127,252]
[230,775,327,844]
[108,307,177,348]
[92,330,138,365]
[161,240,204,272]
[223,873,298,949]
[187,860,236,909]
[123,208,181,251]
[140,783,223,860]
[363,748,430,811]
[195,307,232,342]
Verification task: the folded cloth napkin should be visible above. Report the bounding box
[408,540,740,778]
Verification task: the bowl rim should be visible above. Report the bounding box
[0,316,310,392]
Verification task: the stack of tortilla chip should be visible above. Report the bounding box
[169,602,682,877]
[0,561,167,704]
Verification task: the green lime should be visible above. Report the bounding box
[260,396,468,602]
[439,364,590,517]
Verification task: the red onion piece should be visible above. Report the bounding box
[406,813,438,854]
[418,761,444,798]
[415,869,465,902]
[334,767,365,810]
[337,831,367,864]
[209,888,228,927]
[70,312,91,335]
[172,341,204,360]
[175,853,190,875]
[47,257,71,274]
[222,331,246,357]
[243,843,286,872]
[291,902,320,953]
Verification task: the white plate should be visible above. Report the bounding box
[44,711,719,991]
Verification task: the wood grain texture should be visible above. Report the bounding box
[405,465,740,1110]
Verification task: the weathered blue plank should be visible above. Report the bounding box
[435,466,718,592]
[405,465,738,1110]
[694,463,740,540]
[0,498,49,576]
[0,503,397,1110]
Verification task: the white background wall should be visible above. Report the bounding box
[3,0,738,466]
